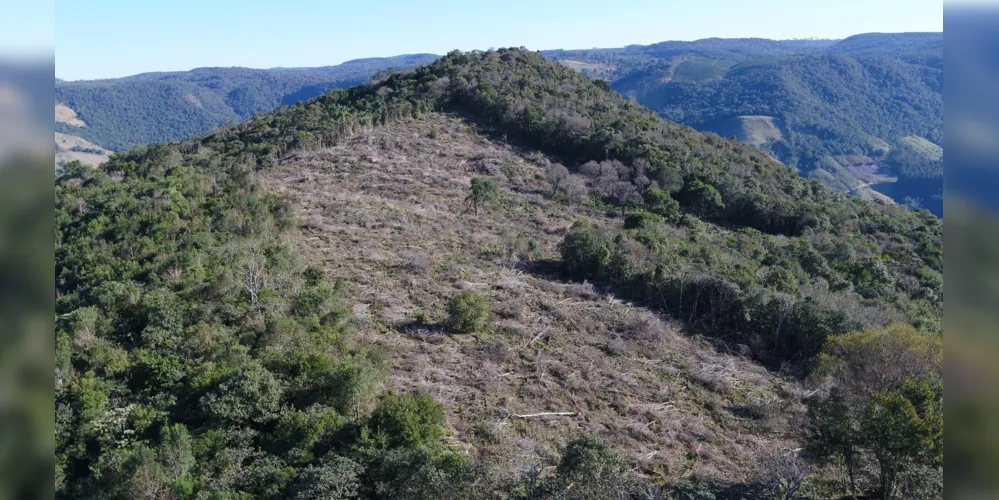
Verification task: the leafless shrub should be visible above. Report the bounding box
[495,298,525,320]
[401,251,433,275]
[565,176,590,206]
[481,339,510,364]
[565,281,601,301]
[751,448,810,500]
[629,314,665,342]
[607,335,629,356]
[580,160,601,178]
[301,215,326,232]
[545,163,570,194]
[690,365,733,396]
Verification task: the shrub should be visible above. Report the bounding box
[624,211,665,230]
[643,187,681,220]
[446,291,491,333]
[365,393,449,449]
[556,437,628,499]
[467,178,499,214]
[559,221,611,280]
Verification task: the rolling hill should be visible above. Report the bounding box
[55,53,439,153]
[56,48,941,499]
[546,33,944,215]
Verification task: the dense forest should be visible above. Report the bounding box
[55,54,438,151]
[57,48,942,499]
[545,33,944,215]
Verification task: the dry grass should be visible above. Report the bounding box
[56,103,87,127]
[262,112,805,484]
[55,132,111,167]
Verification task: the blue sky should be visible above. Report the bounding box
[56,0,942,81]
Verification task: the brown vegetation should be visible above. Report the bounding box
[263,112,807,484]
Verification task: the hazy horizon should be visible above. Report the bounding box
[55,0,942,81]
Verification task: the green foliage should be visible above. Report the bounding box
[364,393,449,450]
[56,54,439,151]
[624,211,665,230]
[559,221,612,281]
[365,447,482,500]
[445,291,492,334]
[466,177,499,214]
[555,437,629,499]
[806,323,943,499]
[643,187,681,220]
[288,455,363,500]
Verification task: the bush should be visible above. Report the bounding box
[643,187,681,220]
[624,211,665,230]
[446,291,491,333]
[467,177,499,214]
[556,437,628,499]
[365,393,449,449]
[559,221,611,280]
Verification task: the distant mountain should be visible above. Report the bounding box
[55,54,439,152]
[547,32,944,215]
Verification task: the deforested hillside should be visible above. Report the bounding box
[56,49,942,499]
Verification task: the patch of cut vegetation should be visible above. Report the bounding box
[264,113,803,483]
[54,132,110,168]
[713,115,783,147]
[55,103,86,127]
[900,135,943,161]
[557,59,616,80]
[671,57,736,82]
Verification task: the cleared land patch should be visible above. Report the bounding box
[263,113,806,484]
[55,103,87,127]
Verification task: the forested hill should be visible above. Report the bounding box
[55,53,438,151]
[545,32,944,215]
[57,48,941,499]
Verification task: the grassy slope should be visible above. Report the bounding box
[263,112,804,481]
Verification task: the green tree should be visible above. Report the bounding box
[862,391,926,498]
[559,221,611,280]
[555,437,628,500]
[643,187,681,221]
[366,447,482,500]
[466,177,499,214]
[289,455,363,500]
[446,291,491,334]
[684,179,725,217]
[805,390,861,497]
[365,393,449,449]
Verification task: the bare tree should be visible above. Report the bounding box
[243,258,266,307]
[752,448,810,500]
[546,163,570,195]
[609,181,639,215]
[565,177,589,206]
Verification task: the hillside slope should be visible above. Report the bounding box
[56,49,942,499]
[55,54,438,151]
[547,33,944,215]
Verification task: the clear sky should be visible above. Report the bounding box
[56,0,942,81]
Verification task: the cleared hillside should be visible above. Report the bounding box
[263,113,804,481]
[56,48,942,499]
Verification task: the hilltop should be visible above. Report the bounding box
[56,48,942,499]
